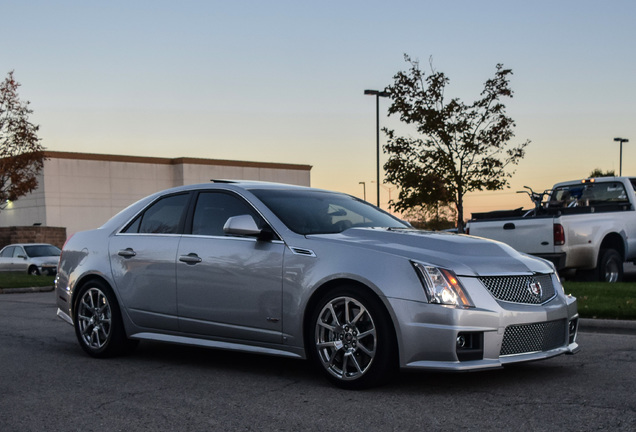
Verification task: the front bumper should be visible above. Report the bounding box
[57,307,73,325]
[40,264,58,276]
[389,276,579,371]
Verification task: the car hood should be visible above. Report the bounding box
[29,256,60,266]
[309,228,552,277]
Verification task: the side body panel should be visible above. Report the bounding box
[176,235,284,344]
[558,210,635,268]
[108,234,181,331]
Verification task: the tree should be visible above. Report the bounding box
[0,71,45,211]
[588,168,616,178]
[383,56,529,231]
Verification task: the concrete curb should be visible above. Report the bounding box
[578,318,636,335]
[0,286,54,294]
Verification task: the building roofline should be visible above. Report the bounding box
[43,151,312,171]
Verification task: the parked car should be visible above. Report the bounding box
[0,243,61,275]
[466,177,636,282]
[55,181,579,389]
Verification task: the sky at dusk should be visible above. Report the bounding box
[3,0,635,218]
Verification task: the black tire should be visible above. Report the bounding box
[28,266,40,276]
[597,249,623,283]
[308,286,397,390]
[73,279,138,358]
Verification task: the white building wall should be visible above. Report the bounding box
[1,172,47,226]
[180,163,311,186]
[41,158,179,234]
[0,152,311,238]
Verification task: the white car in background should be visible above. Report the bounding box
[0,243,61,275]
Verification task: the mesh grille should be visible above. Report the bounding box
[479,274,556,304]
[500,320,567,356]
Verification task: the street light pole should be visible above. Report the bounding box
[381,184,395,203]
[614,137,629,176]
[359,181,366,201]
[364,89,390,207]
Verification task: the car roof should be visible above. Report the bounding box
[3,243,55,247]
[95,180,355,234]
[159,180,339,195]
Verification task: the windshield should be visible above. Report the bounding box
[251,189,409,235]
[24,245,61,258]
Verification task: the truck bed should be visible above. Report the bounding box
[470,202,632,221]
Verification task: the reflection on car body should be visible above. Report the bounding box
[55,181,579,389]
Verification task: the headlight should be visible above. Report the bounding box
[412,262,474,308]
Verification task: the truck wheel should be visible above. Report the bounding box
[597,249,623,283]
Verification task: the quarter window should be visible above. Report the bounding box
[124,193,190,234]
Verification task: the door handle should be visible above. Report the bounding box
[179,253,202,264]
[118,248,137,258]
[503,223,516,230]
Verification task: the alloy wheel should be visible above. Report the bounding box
[77,287,112,350]
[314,296,377,381]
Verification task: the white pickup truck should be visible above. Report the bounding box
[465,176,636,282]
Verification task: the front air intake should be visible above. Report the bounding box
[500,319,567,356]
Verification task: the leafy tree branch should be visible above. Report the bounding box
[383,55,529,231]
[0,71,45,211]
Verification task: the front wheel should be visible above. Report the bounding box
[73,280,137,358]
[309,287,396,389]
[597,249,623,283]
[28,266,40,276]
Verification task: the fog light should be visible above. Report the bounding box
[456,332,484,361]
[456,335,466,348]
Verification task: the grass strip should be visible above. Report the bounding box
[563,281,636,320]
[0,272,55,289]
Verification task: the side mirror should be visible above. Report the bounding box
[223,215,262,237]
[17,255,27,260]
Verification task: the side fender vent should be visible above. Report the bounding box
[289,247,316,257]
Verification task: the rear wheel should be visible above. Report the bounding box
[597,249,623,283]
[74,280,137,357]
[309,287,396,389]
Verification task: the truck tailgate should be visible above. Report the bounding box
[468,217,556,255]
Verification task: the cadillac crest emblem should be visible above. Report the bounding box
[528,280,543,298]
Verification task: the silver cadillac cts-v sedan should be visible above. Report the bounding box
[56,181,579,389]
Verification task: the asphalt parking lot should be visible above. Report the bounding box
[0,291,635,431]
